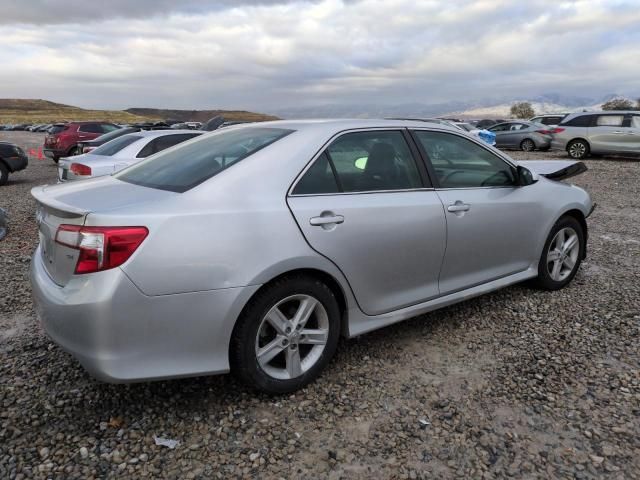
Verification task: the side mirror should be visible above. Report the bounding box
[517,165,538,186]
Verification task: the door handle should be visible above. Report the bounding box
[447,203,470,213]
[310,214,344,226]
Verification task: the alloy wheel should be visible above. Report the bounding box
[546,227,580,281]
[255,294,329,380]
[521,139,535,151]
[568,142,586,159]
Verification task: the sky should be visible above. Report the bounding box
[0,0,639,114]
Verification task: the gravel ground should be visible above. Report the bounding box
[0,131,638,479]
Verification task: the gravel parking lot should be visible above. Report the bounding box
[1,131,638,479]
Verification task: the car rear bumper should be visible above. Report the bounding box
[5,155,28,172]
[30,246,260,383]
[43,148,65,158]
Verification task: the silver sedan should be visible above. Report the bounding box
[30,120,593,394]
[488,121,553,151]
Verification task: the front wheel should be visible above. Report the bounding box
[532,216,584,290]
[0,162,9,186]
[520,139,536,152]
[230,275,341,394]
[567,140,589,160]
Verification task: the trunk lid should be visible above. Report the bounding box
[32,177,175,286]
[518,160,587,181]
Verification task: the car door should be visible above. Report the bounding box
[411,129,545,295]
[628,114,640,152]
[488,123,515,148]
[588,114,630,153]
[287,129,447,315]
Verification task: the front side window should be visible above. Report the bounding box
[413,130,516,188]
[489,123,509,132]
[117,127,293,192]
[596,115,624,127]
[91,135,142,156]
[562,115,593,127]
[101,124,120,133]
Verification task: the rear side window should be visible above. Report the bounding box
[49,124,68,134]
[136,133,201,158]
[91,135,142,156]
[326,131,422,192]
[562,115,593,127]
[78,124,105,134]
[292,153,339,195]
[631,115,640,129]
[596,115,624,127]
[117,127,294,192]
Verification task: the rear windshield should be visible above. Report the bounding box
[91,135,142,156]
[93,127,139,144]
[49,124,68,134]
[116,127,294,192]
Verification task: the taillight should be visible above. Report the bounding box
[70,163,92,176]
[55,225,148,274]
[537,127,565,135]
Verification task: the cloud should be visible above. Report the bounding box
[0,0,638,113]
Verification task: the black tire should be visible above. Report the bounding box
[69,146,82,156]
[230,275,341,394]
[532,216,584,290]
[567,139,589,160]
[52,156,60,164]
[0,162,8,186]
[520,139,536,152]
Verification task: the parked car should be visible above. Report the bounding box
[475,119,498,129]
[77,126,141,154]
[530,113,570,127]
[389,118,496,145]
[58,130,203,182]
[0,141,28,186]
[31,119,593,393]
[550,111,640,159]
[488,121,552,151]
[43,122,120,163]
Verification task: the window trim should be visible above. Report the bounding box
[288,128,433,197]
[408,128,519,191]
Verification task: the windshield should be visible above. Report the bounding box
[116,127,294,192]
[91,135,142,156]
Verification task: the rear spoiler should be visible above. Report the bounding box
[31,185,89,219]
[518,160,587,182]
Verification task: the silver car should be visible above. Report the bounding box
[58,130,203,182]
[550,111,640,159]
[488,121,552,151]
[30,120,593,394]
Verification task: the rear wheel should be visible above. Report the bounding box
[52,156,60,164]
[520,139,536,152]
[0,162,8,186]
[567,139,589,160]
[230,275,341,394]
[532,216,584,290]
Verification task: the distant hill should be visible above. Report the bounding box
[0,99,279,125]
[0,99,154,124]
[125,108,279,123]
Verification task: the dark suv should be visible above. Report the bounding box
[43,122,119,162]
[0,142,28,186]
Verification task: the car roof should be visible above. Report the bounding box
[229,118,465,135]
[562,110,638,122]
[131,129,204,138]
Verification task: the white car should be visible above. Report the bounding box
[57,130,203,182]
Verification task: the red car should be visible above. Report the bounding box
[43,122,119,162]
